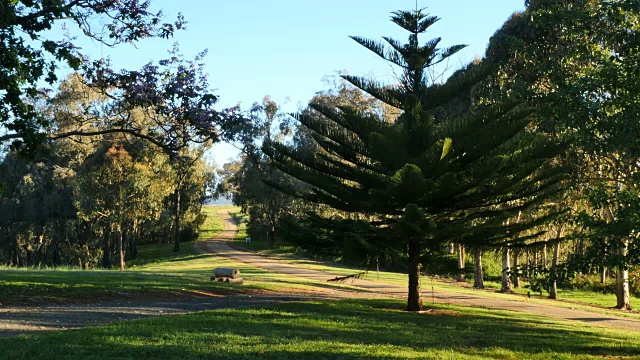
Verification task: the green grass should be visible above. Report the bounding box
[2,298,640,359]
[0,240,363,305]
[476,279,640,311]
[198,205,239,240]
[238,250,640,321]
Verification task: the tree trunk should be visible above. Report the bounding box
[549,243,560,299]
[130,230,138,260]
[601,267,607,283]
[118,225,126,271]
[173,188,181,252]
[543,245,548,269]
[616,238,631,310]
[512,248,520,288]
[501,248,512,293]
[473,248,484,289]
[407,236,422,311]
[448,243,455,254]
[35,224,46,265]
[457,244,465,282]
[268,225,276,248]
[102,229,112,269]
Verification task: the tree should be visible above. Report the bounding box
[0,72,216,268]
[217,96,298,247]
[0,0,184,153]
[75,142,154,270]
[490,0,640,309]
[265,8,567,311]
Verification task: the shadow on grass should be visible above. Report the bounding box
[1,299,638,359]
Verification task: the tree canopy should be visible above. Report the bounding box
[264,8,568,311]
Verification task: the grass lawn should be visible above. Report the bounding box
[2,298,640,359]
[0,206,360,305]
[0,240,367,305]
[228,238,640,320]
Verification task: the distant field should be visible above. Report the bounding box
[199,205,239,240]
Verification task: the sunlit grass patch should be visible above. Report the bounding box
[2,298,640,359]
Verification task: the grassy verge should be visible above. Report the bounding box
[2,298,640,359]
[230,247,640,319]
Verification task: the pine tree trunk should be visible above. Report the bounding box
[501,248,512,293]
[407,236,422,311]
[173,188,181,252]
[601,267,607,283]
[457,244,465,282]
[512,248,520,288]
[549,243,560,299]
[543,245,548,269]
[473,248,484,289]
[35,225,46,265]
[578,239,585,276]
[616,238,631,310]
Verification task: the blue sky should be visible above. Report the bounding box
[58,1,525,166]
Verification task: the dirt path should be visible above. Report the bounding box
[202,209,640,332]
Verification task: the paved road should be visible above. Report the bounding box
[0,294,319,338]
[200,209,640,332]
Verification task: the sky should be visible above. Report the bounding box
[55,0,525,167]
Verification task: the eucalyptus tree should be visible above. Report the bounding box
[265,8,567,311]
[487,0,640,309]
[216,96,299,247]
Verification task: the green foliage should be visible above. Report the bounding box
[0,1,184,153]
[265,8,567,309]
[0,75,216,268]
[217,97,306,247]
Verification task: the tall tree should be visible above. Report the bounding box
[217,96,298,247]
[490,0,640,309]
[265,8,567,311]
[0,0,184,153]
